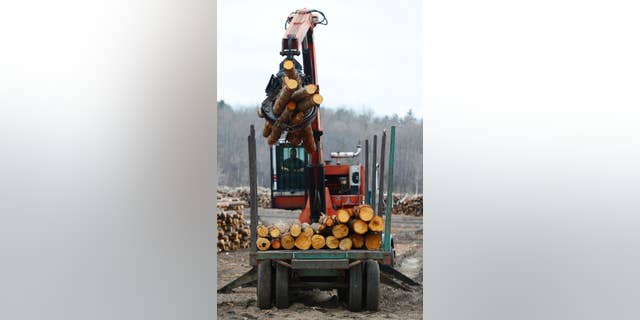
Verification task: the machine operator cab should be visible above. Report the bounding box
[270,139,364,211]
[270,140,308,209]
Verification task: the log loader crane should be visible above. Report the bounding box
[218,9,420,311]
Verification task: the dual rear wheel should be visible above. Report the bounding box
[257,259,380,312]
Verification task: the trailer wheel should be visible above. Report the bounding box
[364,260,380,311]
[347,263,363,312]
[257,260,273,309]
[274,263,289,308]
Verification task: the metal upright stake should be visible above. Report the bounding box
[364,139,369,204]
[378,130,386,216]
[248,125,258,254]
[384,126,396,252]
[371,135,377,212]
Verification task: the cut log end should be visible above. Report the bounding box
[281,234,295,250]
[357,205,375,222]
[339,237,353,251]
[365,233,382,250]
[257,225,269,238]
[271,238,281,250]
[325,236,339,249]
[311,234,326,249]
[283,59,295,71]
[332,223,349,239]
[351,219,369,235]
[256,237,271,251]
[294,234,311,250]
[290,223,302,237]
[336,209,351,224]
[369,216,385,232]
[351,234,365,249]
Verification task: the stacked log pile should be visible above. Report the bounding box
[390,193,423,216]
[217,199,251,252]
[217,186,271,208]
[255,204,384,251]
[259,59,323,154]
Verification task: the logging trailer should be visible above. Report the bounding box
[217,9,420,312]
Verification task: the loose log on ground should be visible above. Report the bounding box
[289,223,302,237]
[351,234,365,249]
[291,84,318,101]
[325,236,339,249]
[356,205,375,222]
[350,218,369,235]
[271,238,281,250]
[281,233,295,250]
[336,209,351,224]
[294,234,311,250]
[365,233,382,250]
[368,216,385,232]
[332,223,349,239]
[256,237,271,251]
[311,234,326,250]
[257,225,269,238]
[339,237,353,251]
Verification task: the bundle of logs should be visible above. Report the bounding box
[217,186,271,208]
[255,204,385,251]
[217,199,251,252]
[389,193,423,216]
[260,59,323,154]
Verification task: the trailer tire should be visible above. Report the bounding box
[364,260,380,311]
[257,260,273,309]
[275,263,289,308]
[347,263,364,312]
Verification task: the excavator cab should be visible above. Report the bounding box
[270,140,308,209]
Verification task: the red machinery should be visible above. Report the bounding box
[261,9,365,223]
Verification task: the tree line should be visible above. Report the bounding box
[217,101,422,194]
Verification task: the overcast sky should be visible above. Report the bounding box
[217,0,422,118]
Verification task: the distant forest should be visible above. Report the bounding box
[217,101,423,194]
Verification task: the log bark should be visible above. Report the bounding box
[280,233,295,250]
[271,238,281,250]
[368,216,385,232]
[331,223,349,239]
[267,102,297,145]
[351,234,365,249]
[257,225,269,238]
[294,234,311,250]
[365,233,382,250]
[262,121,272,138]
[356,205,375,222]
[286,130,302,146]
[339,237,353,251]
[272,77,298,115]
[350,218,369,235]
[291,84,318,101]
[311,234,326,249]
[290,112,306,126]
[325,235,339,249]
[289,223,302,237]
[302,125,316,154]
[336,209,351,224]
[256,237,271,251]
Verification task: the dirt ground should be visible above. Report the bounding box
[217,208,423,320]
